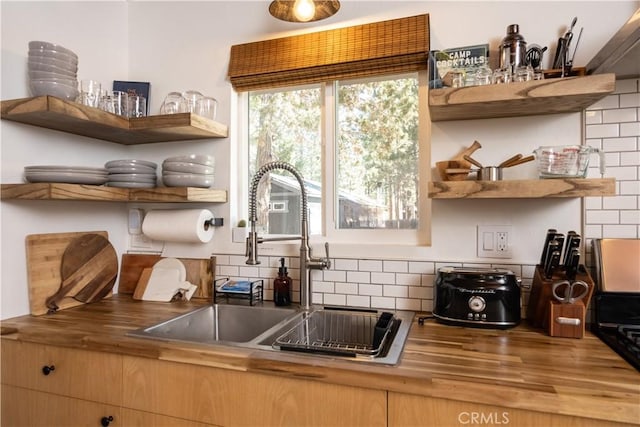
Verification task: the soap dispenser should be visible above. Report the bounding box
[274,258,292,306]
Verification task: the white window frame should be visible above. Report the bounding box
[234,69,431,260]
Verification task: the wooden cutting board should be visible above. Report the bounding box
[25,231,117,316]
[119,254,215,300]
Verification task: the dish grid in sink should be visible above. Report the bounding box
[273,309,396,357]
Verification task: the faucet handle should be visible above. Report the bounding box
[323,242,331,269]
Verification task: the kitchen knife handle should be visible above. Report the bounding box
[545,250,561,279]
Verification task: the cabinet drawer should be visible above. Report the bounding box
[121,408,220,426]
[1,340,122,406]
[123,356,386,426]
[1,384,120,427]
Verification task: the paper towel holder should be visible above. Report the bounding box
[204,218,224,230]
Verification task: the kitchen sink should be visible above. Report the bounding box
[128,304,300,344]
[128,304,414,365]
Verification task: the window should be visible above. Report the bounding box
[247,71,429,248]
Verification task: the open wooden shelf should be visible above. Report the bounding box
[0,183,228,203]
[429,73,616,121]
[1,96,228,144]
[428,178,615,199]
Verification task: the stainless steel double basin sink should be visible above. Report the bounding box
[128,304,414,365]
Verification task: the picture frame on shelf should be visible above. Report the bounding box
[429,44,490,89]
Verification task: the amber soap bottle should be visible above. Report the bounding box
[274,258,292,306]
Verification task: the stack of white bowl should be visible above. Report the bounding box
[24,165,108,185]
[28,41,79,100]
[162,154,215,188]
[105,160,157,188]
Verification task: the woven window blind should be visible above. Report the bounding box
[228,14,430,91]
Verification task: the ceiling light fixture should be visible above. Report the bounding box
[269,0,341,23]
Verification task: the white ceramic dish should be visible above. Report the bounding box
[29,49,78,63]
[105,159,157,169]
[105,181,156,188]
[162,173,214,188]
[25,171,108,185]
[28,70,76,80]
[30,80,79,99]
[164,154,214,167]
[162,161,214,175]
[30,77,78,87]
[153,258,187,282]
[106,165,157,174]
[162,170,214,178]
[29,41,77,58]
[28,56,78,73]
[27,60,76,77]
[25,165,108,173]
[107,173,157,183]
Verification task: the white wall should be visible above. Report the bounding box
[1,1,637,318]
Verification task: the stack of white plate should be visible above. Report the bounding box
[28,41,79,100]
[162,154,215,188]
[105,159,157,188]
[24,165,108,185]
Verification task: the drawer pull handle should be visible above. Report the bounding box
[41,365,55,375]
[101,416,114,426]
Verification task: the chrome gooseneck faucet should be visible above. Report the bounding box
[246,161,330,310]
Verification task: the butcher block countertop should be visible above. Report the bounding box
[1,295,639,425]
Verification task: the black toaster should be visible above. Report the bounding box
[433,267,521,329]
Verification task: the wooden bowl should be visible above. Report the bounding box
[436,160,470,181]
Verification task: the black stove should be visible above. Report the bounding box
[591,292,640,372]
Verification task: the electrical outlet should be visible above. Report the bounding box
[477,225,513,258]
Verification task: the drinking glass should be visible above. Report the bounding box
[514,65,534,82]
[160,92,187,114]
[100,90,128,116]
[492,68,511,84]
[128,95,147,118]
[79,80,101,108]
[474,67,493,86]
[195,96,218,120]
[182,90,203,113]
[449,71,465,88]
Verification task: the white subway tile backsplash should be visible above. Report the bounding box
[335,282,358,294]
[358,259,383,272]
[584,224,603,239]
[218,265,239,276]
[371,296,396,309]
[359,283,383,296]
[607,165,638,181]
[585,110,602,124]
[603,195,638,210]
[383,260,408,273]
[620,92,640,108]
[346,270,370,283]
[602,224,638,238]
[396,298,421,311]
[313,280,335,293]
[333,258,358,271]
[586,210,619,224]
[322,270,346,282]
[408,261,435,274]
[409,286,431,299]
[383,284,408,298]
[621,151,640,166]
[323,293,346,306]
[603,137,638,151]
[621,122,640,137]
[603,108,637,123]
[395,273,421,286]
[585,196,602,210]
[586,123,619,138]
[371,271,395,284]
[620,210,640,224]
[421,274,436,287]
[347,295,370,307]
[615,79,639,94]
[620,181,640,195]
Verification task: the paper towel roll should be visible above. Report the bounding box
[142,209,214,243]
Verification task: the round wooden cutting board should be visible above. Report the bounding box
[45,233,118,313]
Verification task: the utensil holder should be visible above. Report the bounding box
[527,265,594,332]
[548,300,585,338]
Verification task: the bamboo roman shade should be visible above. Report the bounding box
[228,14,430,91]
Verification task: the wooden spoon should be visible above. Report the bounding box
[463,154,484,169]
[503,154,535,168]
[499,154,523,168]
[453,140,482,168]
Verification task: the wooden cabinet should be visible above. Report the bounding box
[1,340,122,406]
[388,392,633,427]
[120,408,219,426]
[1,341,121,427]
[122,355,387,427]
[1,385,120,427]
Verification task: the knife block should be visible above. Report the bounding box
[527,265,594,332]
[548,300,586,338]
